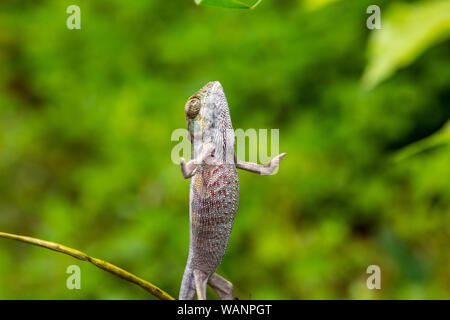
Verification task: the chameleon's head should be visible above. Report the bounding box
[185,81,234,140]
[185,81,235,162]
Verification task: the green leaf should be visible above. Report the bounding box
[362,0,450,90]
[393,119,450,162]
[194,0,262,9]
[303,0,343,11]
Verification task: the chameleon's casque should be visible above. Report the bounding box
[179,81,286,300]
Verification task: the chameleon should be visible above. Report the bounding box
[178,81,286,300]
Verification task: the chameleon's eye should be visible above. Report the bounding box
[186,97,201,119]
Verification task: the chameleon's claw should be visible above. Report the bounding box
[180,157,197,179]
[179,143,216,179]
[264,152,287,175]
[194,269,208,300]
[208,273,234,300]
[235,152,287,175]
[272,152,287,165]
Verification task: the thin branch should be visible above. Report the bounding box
[0,231,175,300]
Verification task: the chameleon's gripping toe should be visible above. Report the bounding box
[208,273,234,300]
[179,267,234,300]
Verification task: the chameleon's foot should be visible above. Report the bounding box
[264,152,287,175]
[235,152,287,175]
[194,269,209,300]
[208,273,234,300]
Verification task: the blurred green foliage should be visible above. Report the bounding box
[194,0,260,10]
[0,0,449,299]
[362,0,450,89]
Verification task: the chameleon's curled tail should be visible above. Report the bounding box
[179,265,196,300]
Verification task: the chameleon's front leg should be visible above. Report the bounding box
[235,152,287,175]
[179,143,215,179]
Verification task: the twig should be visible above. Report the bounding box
[0,231,175,300]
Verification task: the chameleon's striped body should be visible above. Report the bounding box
[179,82,239,300]
[179,81,286,300]
[189,164,239,273]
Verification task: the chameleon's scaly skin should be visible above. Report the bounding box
[179,81,286,300]
[189,163,239,273]
[179,82,239,299]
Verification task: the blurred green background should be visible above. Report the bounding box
[0,0,449,299]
